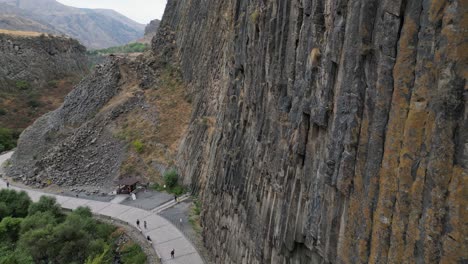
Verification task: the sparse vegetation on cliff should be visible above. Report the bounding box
[189,198,202,234]
[150,169,186,195]
[116,63,192,184]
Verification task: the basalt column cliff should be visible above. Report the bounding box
[158,0,467,263]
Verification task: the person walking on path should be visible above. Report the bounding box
[174,195,177,203]
[171,249,175,258]
[6,181,9,188]
[136,219,140,228]
[147,235,152,244]
[144,220,147,229]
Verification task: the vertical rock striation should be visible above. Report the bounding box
[154,0,467,263]
[0,32,87,89]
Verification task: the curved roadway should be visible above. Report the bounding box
[0,152,203,264]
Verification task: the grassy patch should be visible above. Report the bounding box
[131,140,144,153]
[15,81,30,90]
[250,9,260,24]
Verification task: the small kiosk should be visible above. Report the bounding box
[115,177,139,194]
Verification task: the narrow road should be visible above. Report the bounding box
[0,152,204,264]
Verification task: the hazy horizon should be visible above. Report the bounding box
[56,0,167,24]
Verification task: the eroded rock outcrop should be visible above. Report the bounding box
[156,0,466,263]
[0,31,87,90]
[0,30,88,129]
[7,50,192,189]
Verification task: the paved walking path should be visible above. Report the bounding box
[0,152,204,264]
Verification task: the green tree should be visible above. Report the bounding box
[20,211,57,234]
[0,217,23,246]
[28,196,62,219]
[0,249,34,264]
[0,190,31,220]
[86,240,112,264]
[18,226,55,263]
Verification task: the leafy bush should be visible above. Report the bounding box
[131,140,144,153]
[27,99,42,108]
[15,81,30,90]
[164,169,178,188]
[172,185,185,195]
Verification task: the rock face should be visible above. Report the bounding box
[6,60,127,187]
[155,0,466,263]
[0,31,87,90]
[145,19,160,37]
[137,19,161,44]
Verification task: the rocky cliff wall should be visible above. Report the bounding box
[6,0,466,262]
[156,0,467,263]
[0,32,87,89]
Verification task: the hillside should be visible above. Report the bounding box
[0,30,88,143]
[6,0,467,263]
[0,0,145,49]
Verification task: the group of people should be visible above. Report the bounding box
[136,219,176,259]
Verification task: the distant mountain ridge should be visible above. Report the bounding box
[0,0,145,49]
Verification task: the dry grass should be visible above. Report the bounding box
[0,29,44,37]
[115,65,192,182]
[0,76,80,130]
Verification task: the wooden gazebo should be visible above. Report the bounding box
[115,177,139,194]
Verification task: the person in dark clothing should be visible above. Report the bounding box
[144,221,147,229]
[6,181,9,188]
[136,219,140,228]
[171,249,175,258]
[174,195,177,203]
[147,236,152,244]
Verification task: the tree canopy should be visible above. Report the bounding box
[0,189,146,264]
